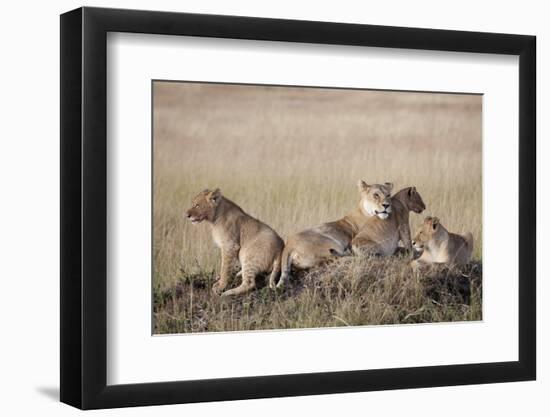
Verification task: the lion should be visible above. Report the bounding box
[411,216,473,268]
[185,188,284,296]
[351,186,426,256]
[277,181,394,288]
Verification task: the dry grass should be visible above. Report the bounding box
[154,257,482,333]
[152,81,482,334]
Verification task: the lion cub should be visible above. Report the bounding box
[186,189,284,296]
[351,186,426,256]
[411,216,473,267]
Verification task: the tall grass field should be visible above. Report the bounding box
[153,82,482,334]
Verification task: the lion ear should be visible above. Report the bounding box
[209,188,221,203]
[358,180,370,192]
[384,182,394,192]
[408,186,417,196]
[431,217,440,230]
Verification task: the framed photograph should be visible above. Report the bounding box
[60,6,536,409]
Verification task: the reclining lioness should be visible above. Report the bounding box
[185,189,284,296]
[411,216,473,268]
[351,186,426,256]
[277,181,393,288]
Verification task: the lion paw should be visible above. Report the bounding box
[212,280,227,295]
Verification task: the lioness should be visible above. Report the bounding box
[277,181,394,288]
[411,216,473,267]
[351,186,426,256]
[185,189,284,296]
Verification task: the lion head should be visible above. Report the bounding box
[412,216,440,251]
[185,188,222,224]
[358,180,393,219]
[403,186,426,214]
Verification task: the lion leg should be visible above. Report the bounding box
[212,248,239,295]
[277,245,293,288]
[351,236,382,257]
[410,258,430,272]
[410,250,434,271]
[221,265,257,297]
[398,223,413,257]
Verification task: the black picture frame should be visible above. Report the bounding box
[60,6,536,410]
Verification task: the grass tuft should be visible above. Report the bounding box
[153,256,482,334]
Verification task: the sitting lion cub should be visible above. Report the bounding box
[277,180,394,288]
[411,216,473,267]
[351,186,426,256]
[186,189,284,296]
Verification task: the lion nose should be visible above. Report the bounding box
[383,203,390,209]
[186,212,191,218]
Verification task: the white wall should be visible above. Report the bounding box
[0,0,546,415]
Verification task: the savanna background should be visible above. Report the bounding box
[153,81,482,334]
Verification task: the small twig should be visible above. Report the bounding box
[333,315,351,326]
[403,307,425,321]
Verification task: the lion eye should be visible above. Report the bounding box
[194,204,199,209]
[374,193,380,199]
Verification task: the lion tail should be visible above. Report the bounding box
[277,244,293,288]
[268,251,282,288]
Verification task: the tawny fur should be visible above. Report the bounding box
[411,216,473,268]
[278,181,394,288]
[351,186,426,257]
[186,189,284,296]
